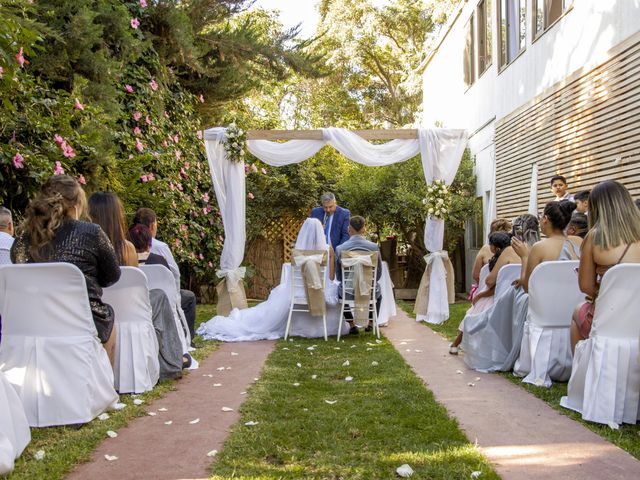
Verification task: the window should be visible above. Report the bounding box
[497,0,526,69]
[477,0,492,74]
[467,197,484,249]
[534,0,572,37]
[463,14,475,87]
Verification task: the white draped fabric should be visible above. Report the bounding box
[204,126,468,324]
[528,163,538,215]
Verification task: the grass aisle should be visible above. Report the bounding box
[396,300,640,461]
[7,304,220,480]
[209,334,499,479]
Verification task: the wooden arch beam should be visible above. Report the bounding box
[246,129,419,141]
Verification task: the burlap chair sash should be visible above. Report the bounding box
[215,267,248,317]
[292,249,328,316]
[414,250,455,318]
[342,251,378,322]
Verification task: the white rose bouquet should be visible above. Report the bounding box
[422,179,451,220]
[224,123,246,163]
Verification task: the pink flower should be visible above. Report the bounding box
[247,192,254,200]
[174,239,181,248]
[12,152,24,169]
[145,115,151,125]
[177,183,183,191]
[180,167,187,178]
[135,139,144,152]
[133,111,142,121]
[130,18,140,29]
[147,172,155,181]
[0,66,4,78]
[183,161,190,169]
[209,218,215,225]
[149,79,158,91]
[208,261,213,268]
[173,135,179,144]
[133,126,141,135]
[180,224,188,232]
[200,232,206,238]
[218,235,224,242]
[54,134,64,145]
[162,140,168,148]
[175,150,182,160]
[139,0,147,7]
[164,111,169,119]
[250,163,258,173]
[74,98,84,110]
[199,94,205,103]
[78,174,86,185]
[202,207,207,215]
[198,253,204,260]
[202,192,209,203]
[140,174,148,182]
[53,161,65,175]
[197,130,203,140]
[125,84,134,93]
[169,182,175,191]
[15,47,25,67]
[261,167,267,175]
[62,143,76,158]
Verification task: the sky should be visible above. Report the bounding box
[252,0,391,38]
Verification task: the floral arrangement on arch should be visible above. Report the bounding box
[422,179,451,220]
[224,123,246,163]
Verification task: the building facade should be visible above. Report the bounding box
[421,0,640,289]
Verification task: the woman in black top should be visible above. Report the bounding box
[11,175,120,363]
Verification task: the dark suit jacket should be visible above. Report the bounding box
[310,205,350,249]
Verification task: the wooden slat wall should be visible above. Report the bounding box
[494,35,640,220]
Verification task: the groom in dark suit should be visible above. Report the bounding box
[310,192,350,249]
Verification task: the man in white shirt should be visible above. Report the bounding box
[550,175,575,202]
[133,208,197,346]
[0,206,14,264]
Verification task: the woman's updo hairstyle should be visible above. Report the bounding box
[512,214,540,246]
[21,175,86,261]
[543,200,576,230]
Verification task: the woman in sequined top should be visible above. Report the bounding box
[10,175,121,363]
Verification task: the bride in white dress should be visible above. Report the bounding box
[196,218,340,341]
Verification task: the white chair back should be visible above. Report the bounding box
[0,247,11,266]
[528,260,581,328]
[592,264,640,339]
[478,264,490,289]
[495,263,521,298]
[103,267,152,325]
[139,264,189,352]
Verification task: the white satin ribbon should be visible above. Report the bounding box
[424,250,449,266]
[215,267,246,292]
[293,254,325,289]
[342,255,374,295]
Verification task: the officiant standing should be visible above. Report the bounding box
[311,192,350,249]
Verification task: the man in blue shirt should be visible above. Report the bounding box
[310,192,350,249]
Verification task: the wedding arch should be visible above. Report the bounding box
[202,127,468,324]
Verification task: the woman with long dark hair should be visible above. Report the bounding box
[88,192,137,267]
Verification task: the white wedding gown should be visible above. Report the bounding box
[197,218,341,341]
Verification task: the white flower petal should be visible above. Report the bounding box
[106,431,118,438]
[282,347,289,350]
[307,346,315,351]
[226,367,232,370]
[350,345,357,348]
[217,367,225,371]
[253,377,259,381]
[244,421,259,426]
[414,349,423,353]
[467,382,475,387]
[164,421,173,425]
[158,408,168,412]
[608,421,620,430]
[396,464,414,477]
[98,413,110,421]
[334,347,341,350]
[34,450,45,461]
[296,363,302,368]
[231,352,239,356]
[474,377,481,382]
[133,399,144,406]
[371,361,379,366]
[147,412,157,416]
[471,471,482,479]
[375,340,382,344]
[366,348,373,351]
[324,400,337,405]
[240,391,247,395]
[104,455,118,462]
[456,370,463,375]
[206,449,218,457]
[311,374,318,379]
[293,383,300,387]
[111,402,127,410]
[406,349,412,352]
[345,376,353,382]
[189,418,201,424]
[221,407,234,412]
[342,360,350,367]
[399,341,408,345]
[213,383,222,387]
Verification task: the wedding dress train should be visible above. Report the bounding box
[197,218,341,341]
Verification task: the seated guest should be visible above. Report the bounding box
[570,180,640,352]
[511,200,581,293]
[469,218,511,300]
[574,190,590,214]
[88,192,137,266]
[335,216,382,335]
[10,175,120,363]
[567,212,588,239]
[128,224,170,268]
[450,231,518,354]
[133,208,197,347]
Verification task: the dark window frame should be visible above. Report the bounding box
[477,0,493,75]
[497,0,526,71]
[463,13,476,88]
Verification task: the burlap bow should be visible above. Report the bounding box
[342,251,377,322]
[414,250,455,324]
[292,249,327,316]
[215,266,248,316]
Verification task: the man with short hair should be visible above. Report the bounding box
[0,206,14,264]
[574,190,590,214]
[133,208,197,346]
[310,192,350,249]
[550,175,575,202]
[335,216,382,335]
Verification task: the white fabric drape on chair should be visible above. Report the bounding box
[204,127,468,324]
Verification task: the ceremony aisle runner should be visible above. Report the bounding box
[384,309,640,480]
[66,340,275,480]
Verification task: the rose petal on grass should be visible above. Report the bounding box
[471,471,482,479]
[221,407,234,412]
[307,346,315,351]
[111,402,127,410]
[366,348,373,351]
[311,374,318,379]
[342,360,350,367]
[282,347,289,350]
[293,383,300,387]
[34,450,45,461]
[371,361,379,366]
[350,345,357,349]
[189,418,200,424]
[106,431,118,438]
[296,363,302,368]
[98,413,110,421]
[375,340,382,344]
[345,376,353,382]
[244,421,259,426]
[324,400,337,405]
[396,463,414,477]
[207,449,218,457]
[608,421,620,430]
[104,455,118,462]
[133,399,144,406]
[334,347,341,350]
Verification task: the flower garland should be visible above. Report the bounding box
[422,179,451,220]
[224,123,246,163]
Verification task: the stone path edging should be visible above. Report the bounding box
[67,340,275,480]
[385,309,640,480]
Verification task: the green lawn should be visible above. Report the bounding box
[7,305,220,480]
[397,300,640,461]
[208,334,499,480]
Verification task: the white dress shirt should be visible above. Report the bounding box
[0,231,14,264]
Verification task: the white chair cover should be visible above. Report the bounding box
[514,261,582,387]
[560,264,640,425]
[462,264,523,372]
[102,267,160,394]
[0,263,118,427]
[0,371,30,475]
[337,252,379,341]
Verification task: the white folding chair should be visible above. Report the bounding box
[337,251,379,341]
[0,247,11,265]
[514,261,582,387]
[0,370,30,475]
[0,263,118,427]
[284,250,328,341]
[102,267,159,394]
[140,264,190,354]
[561,264,640,425]
[494,263,521,298]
